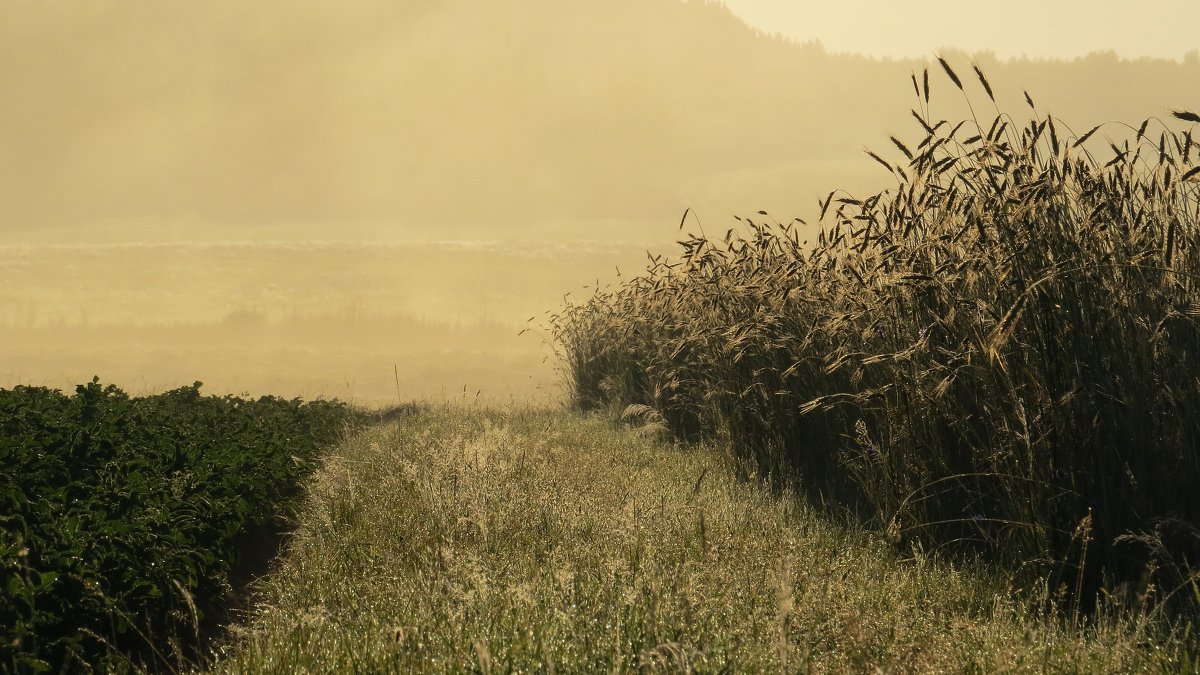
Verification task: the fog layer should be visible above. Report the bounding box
[2,0,1195,402]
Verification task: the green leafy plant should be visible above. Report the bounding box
[0,378,361,671]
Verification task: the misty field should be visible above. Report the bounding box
[0,232,657,404]
[3,4,1199,665]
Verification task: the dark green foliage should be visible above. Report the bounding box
[552,67,1200,614]
[0,379,358,672]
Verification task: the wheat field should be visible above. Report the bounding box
[551,61,1200,619]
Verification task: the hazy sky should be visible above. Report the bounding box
[720,0,1200,61]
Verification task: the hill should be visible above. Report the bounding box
[2,0,1197,239]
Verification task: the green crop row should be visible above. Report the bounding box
[0,379,360,672]
[551,62,1200,617]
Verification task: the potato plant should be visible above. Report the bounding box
[0,379,359,672]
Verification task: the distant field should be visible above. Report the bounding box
[0,235,658,325]
[0,232,663,403]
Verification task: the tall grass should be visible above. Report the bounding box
[551,60,1200,612]
[213,407,1184,672]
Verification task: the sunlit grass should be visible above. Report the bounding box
[211,406,1187,672]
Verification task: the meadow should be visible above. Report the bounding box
[212,406,1190,673]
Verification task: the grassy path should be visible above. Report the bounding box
[211,407,1179,673]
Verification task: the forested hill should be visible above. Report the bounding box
[2,0,1196,237]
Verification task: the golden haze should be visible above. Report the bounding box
[1,0,1196,402]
